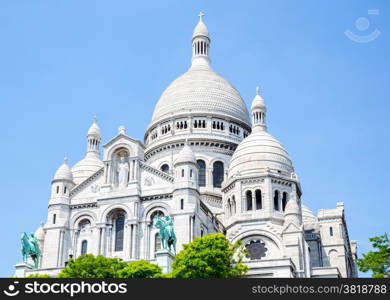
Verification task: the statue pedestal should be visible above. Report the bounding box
[155,250,174,274]
[14,262,32,278]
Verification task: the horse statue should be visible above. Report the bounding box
[21,232,42,269]
[153,215,177,255]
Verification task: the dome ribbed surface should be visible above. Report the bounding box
[193,20,209,39]
[54,160,73,181]
[251,94,266,110]
[284,199,300,216]
[72,154,104,185]
[151,66,250,125]
[175,144,196,165]
[88,121,101,136]
[229,128,293,177]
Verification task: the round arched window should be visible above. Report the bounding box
[79,219,91,231]
[212,161,224,188]
[150,210,164,221]
[197,160,206,187]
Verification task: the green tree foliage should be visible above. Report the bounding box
[118,260,162,278]
[58,254,127,278]
[26,274,52,278]
[171,233,248,278]
[357,233,390,278]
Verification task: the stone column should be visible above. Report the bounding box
[189,215,194,242]
[128,160,133,183]
[124,223,131,260]
[135,160,139,181]
[97,227,102,255]
[100,226,106,256]
[107,162,112,184]
[132,159,136,181]
[265,176,273,215]
[145,222,151,260]
[132,224,138,259]
[104,162,110,184]
[206,167,213,189]
[72,229,79,257]
[57,230,64,267]
[107,225,113,256]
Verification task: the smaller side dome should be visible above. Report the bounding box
[192,12,209,39]
[34,224,45,241]
[175,144,196,165]
[228,86,294,178]
[87,116,101,137]
[72,155,104,185]
[54,158,73,181]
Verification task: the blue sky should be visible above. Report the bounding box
[0,0,389,277]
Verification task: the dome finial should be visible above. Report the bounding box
[198,11,205,22]
[93,115,97,123]
[64,157,68,164]
[256,86,260,96]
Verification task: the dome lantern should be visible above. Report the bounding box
[191,12,211,69]
[87,116,101,157]
[251,87,267,132]
[72,118,104,185]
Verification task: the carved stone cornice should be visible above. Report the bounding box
[70,202,98,210]
[140,194,173,201]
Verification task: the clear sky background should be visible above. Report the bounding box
[0,0,389,277]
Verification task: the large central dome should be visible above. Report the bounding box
[151,64,250,124]
[144,13,252,167]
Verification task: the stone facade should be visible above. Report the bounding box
[16,14,357,278]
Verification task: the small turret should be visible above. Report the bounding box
[174,143,198,190]
[87,116,101,157]
[251,87,267,131]
[283,197,301,227]
[72,117,104,185]
[51,157,74,200]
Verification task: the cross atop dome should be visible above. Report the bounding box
[198,11,205,21]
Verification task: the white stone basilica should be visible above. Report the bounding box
[17,14,358,278]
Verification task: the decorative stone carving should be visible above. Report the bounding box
[144,176,155,187]
[90,184,100,193]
